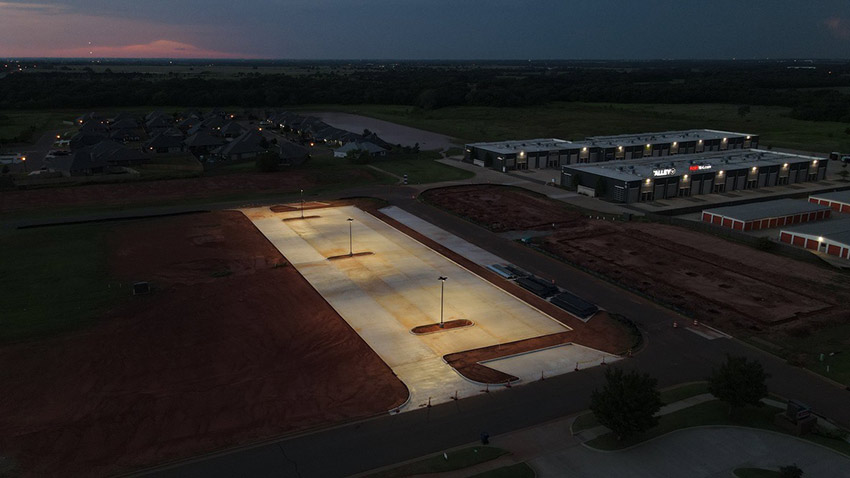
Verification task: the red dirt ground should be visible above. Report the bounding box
[411,319,474,335]
[0,211,407,477]
[424,184,850,335]
[421,185,583,232]
[0,169,380,214]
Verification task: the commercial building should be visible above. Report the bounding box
[562,150,826,204]
[780,219,850,258]
[464,138,573,171]
[584,129,757,162]
[464,129,757,171]
[701,199,831,231]
[808,190,850,214]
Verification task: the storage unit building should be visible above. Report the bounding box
[562,149,827,204]
[464,129,757,171]
[702,199,831,231]
[780,219,850,258]
[808,190,850,214]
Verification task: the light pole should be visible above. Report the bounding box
[438,276,447,327]
[300,189,304,219]
[21,156,26,172]
[347,218,354,256]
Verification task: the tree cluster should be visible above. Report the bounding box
[2,62,850,121]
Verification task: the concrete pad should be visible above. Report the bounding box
[483,344,620,382]
[379,206,506,268]
[242,205,576,411]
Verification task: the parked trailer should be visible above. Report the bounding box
[505,265,530,278]
[487,264,517,280]
[516,275,559,298]
[551,291,599,319]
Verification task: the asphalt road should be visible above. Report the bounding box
[136,184,850,478]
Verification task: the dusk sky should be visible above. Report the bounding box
[1,0,849,59]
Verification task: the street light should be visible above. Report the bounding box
[21,156,26,172]
[438,276,448,328]
[347,218,354,256]
[300,189,304,219]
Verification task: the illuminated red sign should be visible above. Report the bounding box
[689,164,712,171]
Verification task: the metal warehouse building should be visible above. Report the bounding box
[562,150,826,203]
[809,190,850,213]
[464,129,756,171]
[780,219,850,258]
[702,199,831,231]
[584,129,757,161]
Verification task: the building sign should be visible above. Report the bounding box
[689,164,712,171]
[652,168,676,177]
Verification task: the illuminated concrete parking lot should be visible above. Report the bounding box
[243,205,614,411]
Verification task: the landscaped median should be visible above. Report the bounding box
[572,382,850,457]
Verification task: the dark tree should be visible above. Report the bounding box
[590,367,663,440]
[708,355,770,414]
[779,464,803,478]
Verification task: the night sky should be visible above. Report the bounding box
[1,0,849,59]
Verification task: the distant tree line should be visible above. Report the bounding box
[2,62,850,121]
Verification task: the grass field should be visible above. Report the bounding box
[0,223,126,343]
[308,102,850,153]
[0,110,71,143]
[365,446,507,478]
[586,400,850,456]
[370,151,474,184]
[764,324,850,387]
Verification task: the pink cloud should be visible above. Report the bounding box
[53,39,244,59]
[825,17,850,40]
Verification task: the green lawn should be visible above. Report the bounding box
[762,324,850,387]
[306,102,850,153]
[0,223,127,343]
[365,446,507,478]
[370,151,474,184]
[571,382,711,434]
[586,400,850,457]
[0,110,71,143]
[469,463,535,478]
[660,382,710,405]
[734,468,781,478]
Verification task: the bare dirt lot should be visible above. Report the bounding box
[421,184,583,232]
[423,185,850,337]
[0,168,381,215]
[0,211,406,477]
